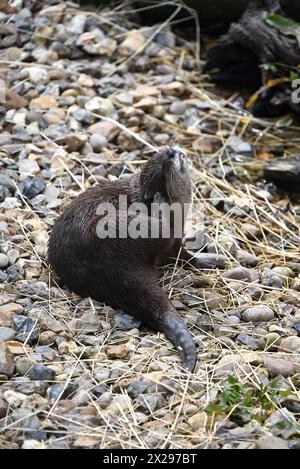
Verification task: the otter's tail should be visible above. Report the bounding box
[159,309,197,372]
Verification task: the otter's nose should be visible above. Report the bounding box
[166,147,186,160]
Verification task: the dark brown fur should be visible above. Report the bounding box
[48,147,223,371]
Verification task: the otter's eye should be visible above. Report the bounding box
[166,148,176,158]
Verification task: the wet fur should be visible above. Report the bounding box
[48,147,197,371]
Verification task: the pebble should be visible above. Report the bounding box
[127,380,150,398]
[67,14,86,35]
[222,267,259,283]
[242,305,275,322]
[89,133,107,152]
[0,2,298,450]
[15,356,34,376]
[98,391,113,408]
[28,66,49,83]
[69,312,100,333]
[114,313,141,331]
[259,332,281,351]
[261,268,284,288]
[0,303,23,327]
[3,390,27,407]
[48,383,77,401]
[94,368,110,381]
[0,326,16,343]
[137,393,161,414]
[236,249,259,267]
[272,266,294,278]
[236,333,259,349]
[12,315,39,343]
[264,357,300,377]
[85,97,114,115]
[280,336,300,353]
[228,136,252,155]
[187,412,207,430]
[215,354,253,379]
[106,344,128,359]
[22,178,46,199]
[22,440,46,450]
[0,253,9,269]
[30,95,58,109]
[18,159,40,178]
[0,399,8,419]
[200,290,227,310]
[241,223,261,239]
[29,364,56,381]
[0,345,15,377]
[39,331,56,345]
[256,435,289,450]
[7,249,19,265]
[169,101,188,114]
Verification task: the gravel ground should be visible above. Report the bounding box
[0,0,300,449]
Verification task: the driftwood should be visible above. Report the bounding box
[206,0,300,116]
[264,159,300,192]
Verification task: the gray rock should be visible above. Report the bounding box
[98,391,113,408]
[256,435,289,449]
[91,384,108,397]
[29,364,56,381]
[85,97,114,116]
[169,101,188,114]
[228,136,252,155]
[264,357,300,377]
[15,357,34,376]
[0,326,15,343]
[236,333,259,349]
[3,390,27,407]
[261,268,284,288]
[48,383,77,401]
[236,249,259,267]
[0,254,9,269]
[18,159,39,177]
[114,313,141,331]
[22,178,46,199]
[28,67,49,84]
[89,133,107,152]
[72,108,93,124]
[280,336,300,353]
[11,408,40,431]
[0,345,14,377]
[67,14,86,35]
[222,267,259,283]
[242,305,275,322]
[127,380,150,398]
[94,367,110,381]
[259,332,281,351]
[69,312,100,333]
[137,393,161,414]
[215,354,253,379]
[12,315,39,344]
[7,249,19,265]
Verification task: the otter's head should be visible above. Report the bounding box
[140,146,192,204]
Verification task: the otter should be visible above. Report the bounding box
[48,146,224,372]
